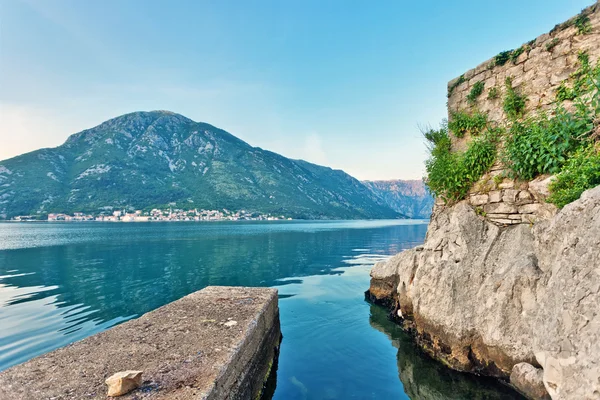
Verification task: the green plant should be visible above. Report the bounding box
[424,124,498,203]
[475,207,487,217]
[510,46,525,64]
[495,50,513,66]
[545,38,560,52]
[556,82,577,102]
[467,81,485,103]
[488,86,499,100]
[493,174,503,186]
[503,77,527,119]
[448,110,488,138]
[574,13,592,35]
[504,108,593,180]
[448,75,466,98]
[554,51,600,104]
[547,144,600,207]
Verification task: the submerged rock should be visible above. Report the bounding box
[105,370,142,397]
[368,186,600,399]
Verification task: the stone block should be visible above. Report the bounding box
[529,175,555,202]
[551,39,571,58]
[516,51,528,64]
[502,189,520,204]
[507,64,524,79]
[489,218,519,225]
[518,203,542,214]
[499,180,515,189]
[485,76,497,89]
[470,194,489,206]
[489,191,502,203]
[484,202,518,214]
[550,70,573,85]
[531,75,550,91]
[517,190,534,205]
[486,213,510,219]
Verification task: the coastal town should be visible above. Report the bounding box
[11,208,291,222]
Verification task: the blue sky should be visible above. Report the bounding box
[0,0,593,180]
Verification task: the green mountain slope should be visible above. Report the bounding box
[362,180,433,219]
[0,111,401,220]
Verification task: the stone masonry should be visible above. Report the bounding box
[448,2,600,132]
[438,2,600,226]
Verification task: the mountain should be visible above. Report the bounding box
[362,180,433,219]
[0,111,401,220]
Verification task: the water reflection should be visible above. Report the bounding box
[369,304,525,400]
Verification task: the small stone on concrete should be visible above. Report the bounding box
[105,370,142,397]
[224,320,238,327]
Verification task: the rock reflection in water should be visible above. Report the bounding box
[368,304,525,400]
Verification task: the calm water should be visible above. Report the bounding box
[0,221,523,399]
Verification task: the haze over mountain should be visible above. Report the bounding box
[0,111,404,220]
[362,180,433,219]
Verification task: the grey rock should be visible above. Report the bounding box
[510,363,550,400]
[528,175,555,202]
[369,185,600,399]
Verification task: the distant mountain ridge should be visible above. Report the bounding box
[0,111,401,220]
[362,180,433,219]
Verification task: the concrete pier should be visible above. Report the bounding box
[0,286,281,399]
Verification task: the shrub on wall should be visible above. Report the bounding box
[448,110,488,138]
[504,108,593,180]
[574,13,592,35]
[503,77,527,119]
[467,81,485,103]
[547,144,600,208]
[488,87,499,100]
[448,75,466,98]
[424,123,498,203]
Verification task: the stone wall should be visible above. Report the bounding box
[448,2,600,132]
[440,2,600,226]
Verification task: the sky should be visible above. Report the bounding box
[0,0,594,180]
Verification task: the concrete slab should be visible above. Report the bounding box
[0,286,281,399]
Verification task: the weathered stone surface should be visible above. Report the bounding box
[518,203,543,214]
[106,371,143,397]
[489,191,502,203]
[484,202,518,214]
[510,363,550,400]
[369,185,600,399]
[529,176,555,202]
[502,189,520,204]
[518,203,558,220]
[499,180,515,189]
[470,194,489,206]
[517,190,534,205]
[0,286,281,400]
[489,217,520,225]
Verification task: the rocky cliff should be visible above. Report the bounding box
[362,180,434,219]
[368,185,600,399]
